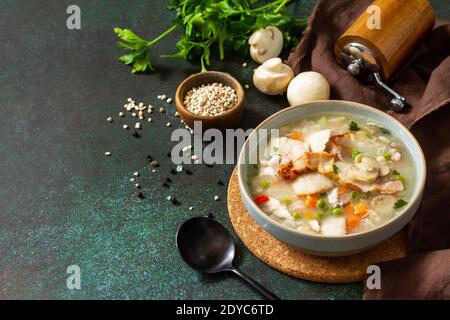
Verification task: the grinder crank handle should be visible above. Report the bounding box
[373,72,406,113]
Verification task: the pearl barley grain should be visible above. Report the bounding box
[184,83,238,117]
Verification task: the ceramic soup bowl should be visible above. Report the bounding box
[237,100,426,257]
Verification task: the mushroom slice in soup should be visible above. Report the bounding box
[350,179,404,195]
[292,172,334,195]
[379,180,404,194]
[306,129,331,152]
[303,151,335,174]
[354,154,378,172]
[371,195,396,215]
[344,164,379,184]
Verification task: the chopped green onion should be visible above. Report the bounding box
[331,208,343,216]
[259,180,270,189]
[316,199,326,209]
[383,152,392,160]
[318,116,328,126]
[394,199,408,209]
[380,127,391,135]
[333,164,340,174]
[351,150,361,159]
[281,197,292,205]
[351,191,360,200]
[392,170,406,184]
[361,192,371,199]
[349,121,360,132]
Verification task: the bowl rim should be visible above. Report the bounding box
[175,71,245,120]
[237,100,427,239]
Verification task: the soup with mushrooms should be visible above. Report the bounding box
[249,114,414,236]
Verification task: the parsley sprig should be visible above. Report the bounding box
[114,0,306,73]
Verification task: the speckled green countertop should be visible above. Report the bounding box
[0,0,447,300]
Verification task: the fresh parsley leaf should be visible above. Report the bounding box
[333,164,340,174]
[114,0,307,73]
[394,199,408,209]
[380,127,391,135]
[351,150,361,159]
[351,191,360,200]
[392,170,406,184]
[349,121,360,132]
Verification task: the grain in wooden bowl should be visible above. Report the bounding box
[175,71,245,131]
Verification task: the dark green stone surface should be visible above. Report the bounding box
[0,0,447,300]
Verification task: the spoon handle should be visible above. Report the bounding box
[229,267,280,300]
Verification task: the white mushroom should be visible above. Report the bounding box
[253,58,294,95]
[379,165,391,176]
[287,71,330,106]
[354,154,378,172]
[249,26,284,64]
[379,180,404,194]
[371,195,396,215]
[345,166,379,184]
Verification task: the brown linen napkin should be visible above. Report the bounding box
[363,249,450,300]
[285,0,450,299]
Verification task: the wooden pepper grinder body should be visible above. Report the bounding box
[335,0,435,80]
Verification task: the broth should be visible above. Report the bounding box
[249,114,415,236]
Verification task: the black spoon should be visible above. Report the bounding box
[176,217,280,300]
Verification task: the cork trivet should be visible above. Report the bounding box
[227,168,407,283]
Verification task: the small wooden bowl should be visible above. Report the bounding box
[175,71,245,131]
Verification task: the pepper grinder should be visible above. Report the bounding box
[335,0,435,112]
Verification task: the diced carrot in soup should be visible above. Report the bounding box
[305,195,318,208]
[346,215,360,229]
[338,185,347,195]
[344,203,354,215]
[353,203,368,217]
[288,130,303,141]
